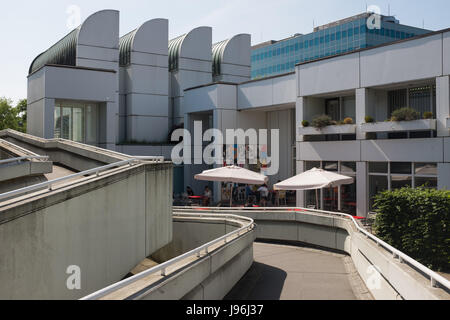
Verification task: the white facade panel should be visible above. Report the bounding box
[27,69,45,104]
[130,52,168,68]
[44,66,117,103]
[444,137,450,162]
[442,31,450,76]
[178,58,212,73]
[75,59,119,72]
[238,79,273,109]
[126,94,169,117]
[360,34,443,87]
[361,139,444,162]
[76,45,119,63]
[298,53,360,96]
[298,141,361,161]
[184,86,218,114]
[273,73,296,105]
[125,65,169,95]
[217,85,237,109]
[126,116,169,142]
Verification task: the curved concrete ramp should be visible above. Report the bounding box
[225,242,373,300]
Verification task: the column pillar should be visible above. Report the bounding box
[296,159,305,207]
[438,163,450,190]
[436,76,450,137]
[356,162,368,218]
[355,88,369,140]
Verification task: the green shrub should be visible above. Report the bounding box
[365,115,375,123]
[423,112,434,120]
[312,115,334,129]
[390,107,420,122]
[302,120,310,127]
[373,187,450,272]
[343,117,353,125]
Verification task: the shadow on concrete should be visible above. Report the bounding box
[224,262,287,300]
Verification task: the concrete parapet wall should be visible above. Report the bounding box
[99,215,255,300]
[136,223,255,300]
[0,162,173,300]
[187,209,449,300]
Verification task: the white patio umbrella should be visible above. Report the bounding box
[195,166,269,207]
[274,168,354,210]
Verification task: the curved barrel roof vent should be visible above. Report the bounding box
[212,39,230,77]
[168,34,187,72]
[29,28,79,75]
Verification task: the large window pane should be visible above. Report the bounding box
[415,163,437,176]
[323,161,338,171]
[369,175,388,210]
[323,187,338,212]
[86,104,98,145]
[305,189,319,209]
[391,162,412,175]
[341,162,356,174]
[341,179,357,215]
[415,177,437,189]
[369,162,388,174]
[54,107,61,139]
[306,161,320,171]
[72,107,84,143]
[391,175,412,189]
[61,107,72,140]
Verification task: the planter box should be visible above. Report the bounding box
[298,124,356,136]
[360,119,436,133]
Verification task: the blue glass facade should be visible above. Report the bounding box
[251,17,430,79]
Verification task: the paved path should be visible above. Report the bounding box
[225,242,373,300]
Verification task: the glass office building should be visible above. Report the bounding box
[251,13,430,79]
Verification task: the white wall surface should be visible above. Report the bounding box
[361,138,444,162]
[444,31,450,76]
[238,73,296,109]
[297,53,360,97]
[360,34,443,87]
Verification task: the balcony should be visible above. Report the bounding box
[360,119,437,133]
[298,124,357,136]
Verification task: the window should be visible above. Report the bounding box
[348,28,353,37]
[368,162,438,210]
[388,86,436,118]
[54,101,98,145]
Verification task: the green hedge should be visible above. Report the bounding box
[373,187,450,272]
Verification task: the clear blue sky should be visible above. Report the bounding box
[1,0,449,103]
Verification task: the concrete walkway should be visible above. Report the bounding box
[225,242,373,300]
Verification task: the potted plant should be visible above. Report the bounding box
[312,115,334,129]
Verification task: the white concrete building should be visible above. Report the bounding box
[183,28,450,217]
[27,10,449,217]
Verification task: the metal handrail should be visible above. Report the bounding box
[0,156,50,166]
[0,156,164,202]
[173,206,450,290]
[80,213,255,300]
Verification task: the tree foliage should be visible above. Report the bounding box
[0,98,27,132]
[373,187,450,272]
